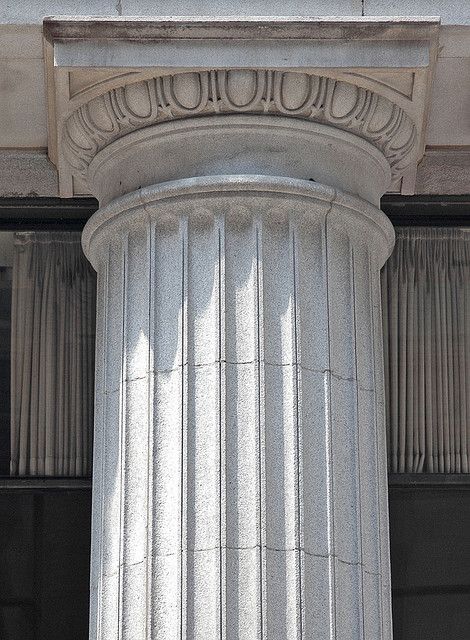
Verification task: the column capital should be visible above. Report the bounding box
[44,16,439,198]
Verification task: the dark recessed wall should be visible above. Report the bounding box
[389,485,470,640]
[0,490,91,640]
[0,484,469,640]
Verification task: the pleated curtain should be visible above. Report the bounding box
[382,227,470,473]
[10,232,96,476]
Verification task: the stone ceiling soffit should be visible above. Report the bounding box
[44,16,440,197]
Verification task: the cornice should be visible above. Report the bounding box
[63,69,417,183]
[43,15,440,43]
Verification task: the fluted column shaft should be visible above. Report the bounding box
[83,174,394,640]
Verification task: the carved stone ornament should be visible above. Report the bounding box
[63,69,417,181]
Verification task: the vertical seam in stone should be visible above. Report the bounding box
[291,223,304,640]
[180,214,189,640]
[324,194,337,640]
[96,248,109,640]
[218,214,227,640]
[180,215,188,640]
[256,218,267,640]
[146,219,155,639]
[117,235,128,640]
[371,252,385,640]
[351,244,366,640]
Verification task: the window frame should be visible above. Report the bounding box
[0,197,98,486]
[0,195,469,488]
[382,195,470,486]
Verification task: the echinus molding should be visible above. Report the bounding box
[63,70,417,180]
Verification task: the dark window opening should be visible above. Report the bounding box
[389,477,470,640]
[0,484,91,640]
[0,196,467,640]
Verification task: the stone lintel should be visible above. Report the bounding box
[3,147,469,199]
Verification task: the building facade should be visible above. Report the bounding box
[0,2,469,640]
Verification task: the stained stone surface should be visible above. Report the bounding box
[119,0,363,16]
[0,151,58,197]
[364,0,470,26]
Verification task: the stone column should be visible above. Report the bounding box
[74,70,411,640]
